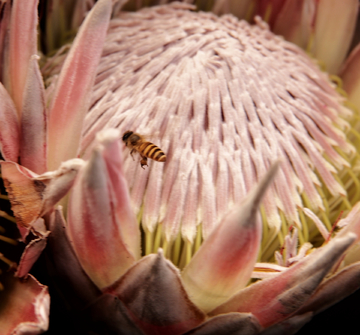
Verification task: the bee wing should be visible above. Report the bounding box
[138,132,158,142]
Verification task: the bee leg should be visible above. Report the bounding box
[140,156,148,169]
[130,149,136,161]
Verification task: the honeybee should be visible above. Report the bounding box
[122,130,166,169]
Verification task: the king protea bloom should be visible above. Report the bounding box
[1,0,360,334]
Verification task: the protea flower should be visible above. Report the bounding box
[1,0,360,334]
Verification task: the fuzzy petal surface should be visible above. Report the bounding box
[8,0,38,114]
[47,0,112,171]
[210,233,356,328]
[20,55,47,174]
[97,129,141,260]
[181,163,279,312]
[0,273,49,335]
[105,250,206,335]
[67,148,135,289]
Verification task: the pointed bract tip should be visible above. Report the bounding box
[248,160,281,207]
[58,158,86,171]
[30,54,40,61]
[157,248,164,257]
[37,158,85,179]
[96,128,121,145]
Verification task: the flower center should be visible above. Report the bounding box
[43,4,360,267]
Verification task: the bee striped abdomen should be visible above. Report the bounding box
[138,142,166,162]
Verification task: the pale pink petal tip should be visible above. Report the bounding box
[105,249,205,335]
[181,162,280,313]
[96,128,141,260]
[210,233,356,328]
[0,273,49,335]
[8,0,38,115]
[20,54,47,175]
[47,0,112,171]
[37,158,85,217]
[96,128,121,144]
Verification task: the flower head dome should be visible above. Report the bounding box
[45,3,358,265]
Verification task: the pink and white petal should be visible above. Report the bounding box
[297,261,360,315]
[97,129,141,260]
[8,0,38,114]
[105,250,206,335]
[47,207,101,310]
[311,0,359,74]
[272,0,316,50]
[210,233,356,328]
[0,161,43,232]
[71,0,96,31]
[340,43,360,110]
[183,313,262,335]
[47,0,112,171]
[258,313,313,335]
[67,148,135,289]
[0,82,20,162]
[16,219,50,278]
[303,207,329,240]
[0,273,49,335]
[181,162,280,313]
[20,55,47,174]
